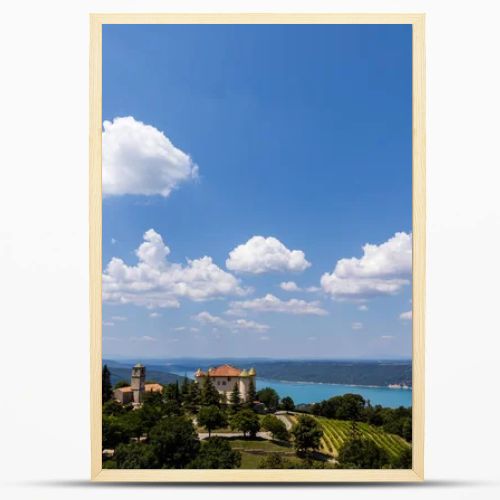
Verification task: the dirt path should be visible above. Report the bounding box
[274,412,293,430]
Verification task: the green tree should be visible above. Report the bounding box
[120,408,144,440]
[149,416,200,469]
[257,387,280,412]
[164,381,181,402]
[102,415,130,449]
[247,377,257,404]
[280,396,295,411]
[337,438,390,469]
[391,446,412,469]
[198,406,228,437]
[183,379,201,411]
[230,409,260,438]
[114,442,159,468]
[402,417,412,442]
[189,437,241,469]
[229,383,241,410]
[102,365,113,402]
[200,377,220,406]
[103,399,128,417]
[291,415,323,456]
[261,415,289,441]
[180,377,191,403]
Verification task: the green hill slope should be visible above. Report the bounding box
[315,416,410,458]
[282,413,410,459]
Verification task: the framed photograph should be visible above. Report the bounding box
[90,13,425,482]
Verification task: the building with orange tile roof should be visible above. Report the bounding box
[113,364,163,405]
[195,364,256,403]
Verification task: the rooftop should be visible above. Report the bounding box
[195,364,256,377]
[115,383,163,393]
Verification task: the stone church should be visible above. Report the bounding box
[114,363,163,405]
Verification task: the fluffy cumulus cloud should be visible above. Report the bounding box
[321,232,412,300]
[400,310,412,320]
[102,116,198,197]
[226,236,311,274]
[193,311,269,333]
[103,229,247,309]
[280,281,301,292]
[228,293,327,316]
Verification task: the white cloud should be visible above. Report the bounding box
[358,305,368,311]
[173,326,187,332]
[351,322,363,330]
[280,281,301,292]
[381,335,394,340]
[103,321,115,327]
[131,335,157,342]
[193,311,269,333]
[321,232,412,300]
[226,236,311,274]
[193,311,227,327]
[233,319,270,333]
[149,312,162,318]
[103,229,247,309]
[102,116,198,197]
[400,310,412,320]
[111,238,117,245]
[228,293,327,316]
[308,336,318,341]
[260,336,270,341]
[111,316,127,321]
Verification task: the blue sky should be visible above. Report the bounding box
[102,24,412,359]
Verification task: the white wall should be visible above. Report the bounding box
[1,1,500,499]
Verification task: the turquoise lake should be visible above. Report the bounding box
[172,371,412,408]
[255,378,411,408]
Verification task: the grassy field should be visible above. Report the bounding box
[227,438,297,469]
[314,416,410,459]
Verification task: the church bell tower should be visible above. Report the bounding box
[131,363,146,404]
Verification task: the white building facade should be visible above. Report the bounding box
[195,364,256,403]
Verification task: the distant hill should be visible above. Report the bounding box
[103,358,412,388]
[251,360,412,387]
[103,360,185,387]
[160,359,412,387]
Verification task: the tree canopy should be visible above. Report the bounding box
[198,406,227,437]
[291,415,323,455]
[149,416,200,468]
[200,377,220,406]
[261,415,289,441]
[257,387,280,411]
[189,437,241,469]
[337,437,390,469]
[230,409,260,438]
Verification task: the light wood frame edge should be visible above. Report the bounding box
[89,12,425,483]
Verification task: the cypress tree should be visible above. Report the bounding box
[229,383,241,409]
[102,364,113,402]
[201,376,220,406]
[247,377,257,403]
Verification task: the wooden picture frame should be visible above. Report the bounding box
[90,13,425,482]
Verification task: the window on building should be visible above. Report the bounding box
[222,381,226,386]
[228,377,231,381]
